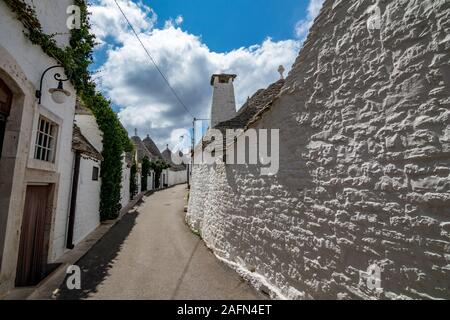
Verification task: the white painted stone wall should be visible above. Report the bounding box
[168,169,188,186]
[147,170,155,191]
[162,169,169,187]
[72,114,103,245]
[24,0,73,48]
[188,0,450,300]
[75,114,103,153]
[73,157,101,245]
[210,75,237,128]
[0,0,77,294]
[120,154,131,209]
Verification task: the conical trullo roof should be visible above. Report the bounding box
[162,147,186,171]
[143,134,163,160]
[131,136,153,162]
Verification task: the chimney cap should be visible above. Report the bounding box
[211,74,237,86]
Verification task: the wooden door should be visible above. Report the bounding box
[15,186,51,287]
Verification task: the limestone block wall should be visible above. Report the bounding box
[187,0,450,300]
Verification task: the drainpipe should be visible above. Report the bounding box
[66,151,81,249]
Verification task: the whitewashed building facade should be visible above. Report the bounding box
[68,101,103,247]
[0,0,77,294]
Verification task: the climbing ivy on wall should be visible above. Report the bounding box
[3,0,133,221]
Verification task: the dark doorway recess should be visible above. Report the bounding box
[0,78,12,157]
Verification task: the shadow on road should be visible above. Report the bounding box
[56,211,139,300]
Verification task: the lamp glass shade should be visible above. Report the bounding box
[49,87,71,104]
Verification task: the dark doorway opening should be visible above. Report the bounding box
[0,78,12,157]
[15,185,53,287]
[155,172,161,189]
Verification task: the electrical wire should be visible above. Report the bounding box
[113,0,195,119]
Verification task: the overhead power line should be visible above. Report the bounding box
[113,0,195,119]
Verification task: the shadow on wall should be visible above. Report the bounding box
[55,211,139,300]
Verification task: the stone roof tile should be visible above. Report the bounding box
[72,125,103,161]
[215,78,285,130]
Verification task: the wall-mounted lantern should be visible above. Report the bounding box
[36,65,71,105]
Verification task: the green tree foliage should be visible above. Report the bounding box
[149,159,170,189]
[4,0,133,220]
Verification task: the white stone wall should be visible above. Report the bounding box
[0,0,76,294]
[137,171,142,194]
[74,114,103,153]
[188,0,450,300]
[72,114,103,245]
[168,169,188,186]
[147,170,155,191]
[162,169,169,187]
[120,155,130,208]
[210,76,237,128]
[24,0,73,48]
[73,157,101,245]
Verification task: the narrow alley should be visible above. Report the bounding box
[55,185,263,300]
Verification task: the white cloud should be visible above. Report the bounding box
[89,0,157,45]
[175,15,184,26]
[164,15,185,29]
[89,0,301,149]
[295,0,325,40]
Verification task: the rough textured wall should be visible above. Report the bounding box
[188,0,450,300]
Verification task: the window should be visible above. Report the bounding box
[92,166,99,181]
[34,117,58,162]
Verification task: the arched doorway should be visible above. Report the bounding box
[0,78,12,157]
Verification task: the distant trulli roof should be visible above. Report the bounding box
[143,134,163,160]
[215,78,285,130]
[131,136,155,162]
[162,148,187,172]
[72,125,103,161]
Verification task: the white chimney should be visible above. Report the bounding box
[210,74,237,128]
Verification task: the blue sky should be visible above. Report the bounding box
[89,0,323,149]
[150,0,308,52]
